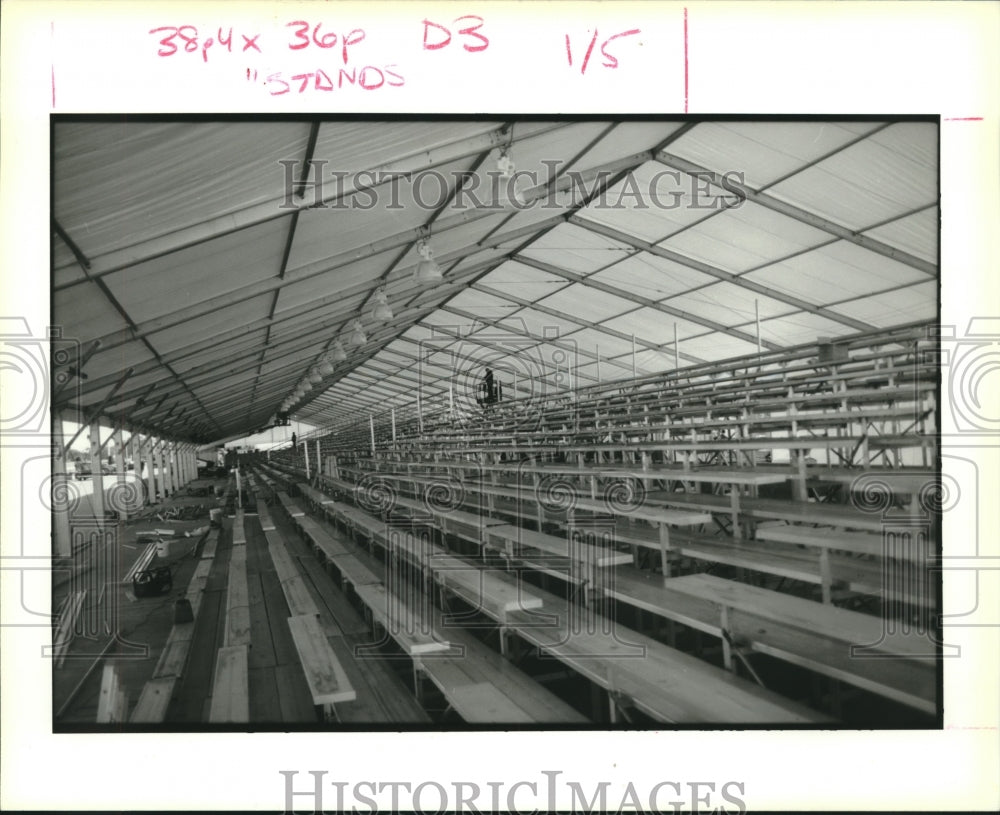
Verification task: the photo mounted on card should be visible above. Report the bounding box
[2,1,997,813]
[49,113,943,734]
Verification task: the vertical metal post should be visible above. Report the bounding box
[674,323,679,371]
[235,465,242,509]
[369,414,376,455]
[391,408,396,443]
[417,390,423,433]
[448,385,454,413]
[303,440,311,479]
[631,333,637,379]
[88,421,105,528]
[144,437,156,505]
[315,440,321,478]
[114,426,127,521]
[596,345,601,383]
[51,411,72,558]
[755,299,762,356]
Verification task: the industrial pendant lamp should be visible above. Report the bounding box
[348,319,367,347]
[496,148,527,207]
[307,367,323,385]
[372,287,394,322]
[414,239,442,284]
[317,355,335,376]
[330,339,347,361]
[300,379,313,392]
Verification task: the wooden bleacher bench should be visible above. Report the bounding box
[232,508,246,545]
[277,491,306,517]
[486,523,633,568]
[287,613,357,705]
[208,645,250,723]
[225,546,252,647]
[430,555,544,620]
[501,582,830,724]
[353,582,452,656]
[641,572,937,713]
[131,527,222,724]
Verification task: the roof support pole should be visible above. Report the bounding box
[369,414,376,456]
[303,439,311,480]
[88,420,106,531]
[144,437,157,505]
[51,410,72,559]
[755,299,762,357]
[113,426,128,522]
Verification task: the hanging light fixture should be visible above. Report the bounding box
[317,355,335,376]
[330,339,347,361]
[414,239,442,284]
[348,319,367,347]
[308,367,323,385]
[495,147,527,207]
[372,287,394,322]
[300,379,313,392]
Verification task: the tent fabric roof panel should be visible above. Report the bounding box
[658,200,834,273]
[766,122,937,231]
[53,120,310,265]
[666,120,880,189]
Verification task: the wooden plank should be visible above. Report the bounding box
[277,491,306,517]
[152,625,195,678]
[353,582,450,655]
[208,645,249,723]
[225,549,252,648]
[432,558,543,615]
[487,524,633,568]
[286,614,357,705]
[665,574,933,659]
[756,525,905,559]
[232,509,246,545]
[257,503,276,531]
[605,569,935,713]
[281,575,320,618]
[448,682,535,723]
[130,676,176,723]
[96,665,128,723]
[504,588,829,724]
[201,530,219,560]
[331,553,383,587]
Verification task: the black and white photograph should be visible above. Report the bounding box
[2,2,997,812]
[49,115,942,730]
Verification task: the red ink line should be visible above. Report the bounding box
[51,21,56,108]
[565,33,572,67]
[943,117,983,121]
[683,8,689,113]
[581,29,597,75]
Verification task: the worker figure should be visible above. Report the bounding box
[478,368,501,408]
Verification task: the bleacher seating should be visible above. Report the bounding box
[255,320,940,725]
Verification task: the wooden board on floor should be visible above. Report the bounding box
[286,613,357,705]
[208,645,249,722]
[130,676,177,723]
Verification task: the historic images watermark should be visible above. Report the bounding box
[279,159,747,213]
[280,769,748,814]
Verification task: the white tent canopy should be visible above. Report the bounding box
[52,117,937,444]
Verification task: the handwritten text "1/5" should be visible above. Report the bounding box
[565,28,641,74]
[149,26,260,62]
